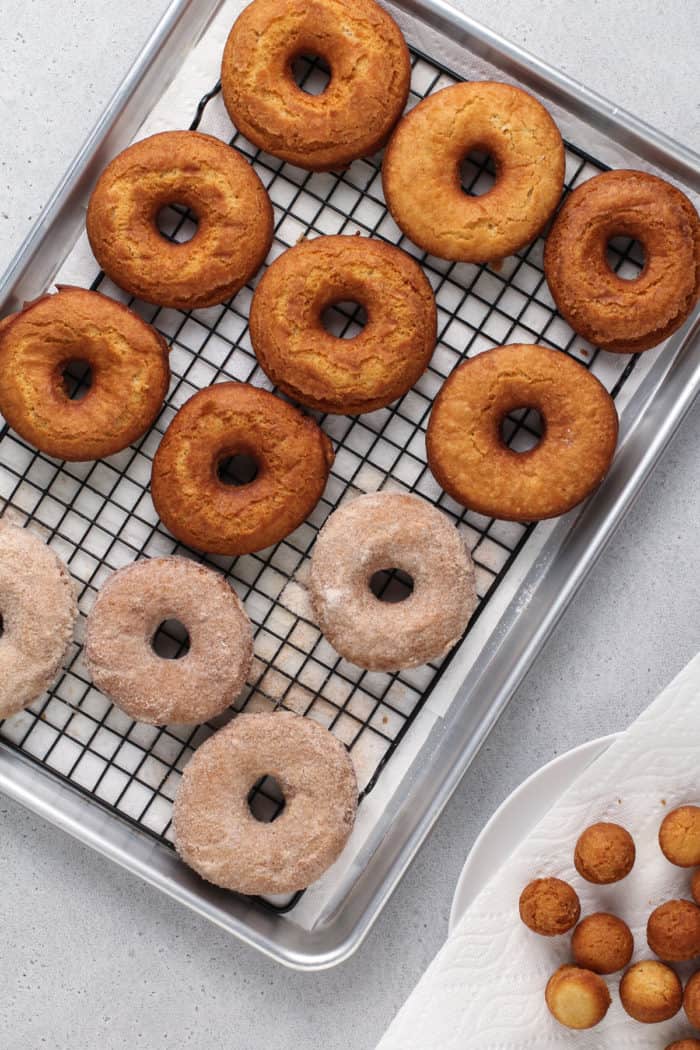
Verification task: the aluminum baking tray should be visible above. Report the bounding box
[1,0,699,970]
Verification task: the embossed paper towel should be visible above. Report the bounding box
[377,652,700,1049]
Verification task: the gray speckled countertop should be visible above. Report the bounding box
[1,2,699,1048]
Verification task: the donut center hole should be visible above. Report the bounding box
[460,150,497,197]
[61,359,92,401]
[151,619,190,660]
[321,300,368,340]
[370,568,414,604]
[291,53,331,96]
[606,235,645,280]
[248,775,285,823]
[500,407,544,453]
[217,453,259,487]
[156,203,199,244]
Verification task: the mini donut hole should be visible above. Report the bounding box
[606,234,646,280]
[247,774,286,823]
[151,619,190,660]
[291,53,331,96]
[500,406,544,453]
[321,300,368,340]
[60,359,93,401]
[217,452,259,487]
[155,202,199,244]
[459,149,497,197]
[369,567,415,604]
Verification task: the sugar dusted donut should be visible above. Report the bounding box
[544,170,700,353]
[221,0,410,171]
[173,712,358,895]
[382,81,564,263]
[0,286,169,461]
[308,492,477,671]
[87,131,273,309]
[249,235,437,414]
[0,521,78,718]
[151,382,334,555]
[85,557,253,725]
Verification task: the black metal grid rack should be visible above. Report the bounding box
[0,49,643,912]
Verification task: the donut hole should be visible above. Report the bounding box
[460,150,497,197]
[156,203,199,244]
[291,53,331,96]
[61,359,93,401]
[151,619,190,660]
[369,567,414,604]
[217,452,259,487]
[500,407,544,453]
[247,774,286,823]
[321,300,368,340]
[606,235,646,280]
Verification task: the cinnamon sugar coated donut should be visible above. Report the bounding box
[426,344,618,522]
[382,81,564,263]
[574,822,636,883]
[151,382,334,555]
[173,713,358,895]
[692,869,700,905]
[647,900,700,962]
[619,960,683,1023]
[544,170,700,353]
[308,492,477,671]
[572,912,634,974]
[0,522,78,718]
[85,558,253,725]
[87,131,273,309]
[221,0,410,171]
[0,286,169,461]
[660,806,700,867]
[545,965,611,1029]
[684,969,700,1028]
[249,236,437,414]
[518,877,580,936]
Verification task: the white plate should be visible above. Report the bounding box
[448,733,620,933]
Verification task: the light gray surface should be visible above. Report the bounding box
[1,1,699,1048]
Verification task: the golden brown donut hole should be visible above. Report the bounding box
[545,965,611,1029]
[572,913,634,974]
[665,1041,700,1050]
[684,970,700,1029]
[660,806,700,868]
[519,877,581,936]
[620,960,683,1023]
[647,900,700,962]
[574,822,636,884]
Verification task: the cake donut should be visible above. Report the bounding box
[619,960,683,1023]
[221,0,410,171]
[151,382,334,555]
[545,965,611,1030]
[0,521,78,718]
[87,131,273,309]
[426,344,618,522]
[544,170,700,353]
[85,557,253,725]
[173,712,358,895]
[308,492,477,671]
[250,235,437,413]
[382,81,565,263]
[0,286,169,461]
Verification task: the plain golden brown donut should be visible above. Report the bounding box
[87,131,273,309]
[647,900,700,962]
[151,382,334,555]
[249,235,437,413]
[382,81,565,263]
[544,170,700,353]
[0,286,169,461]
[173,712,358,895]
[684,970,700,1029]
[221,0,410,171]
[426,344,618,522]
[574,822,636,884]
[545,965,611,1029]
[660,806,700,867]
[619,960,683,1023]
[518,877,580,936]
[571,913,634,974]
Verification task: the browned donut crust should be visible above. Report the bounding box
[426,344,618,522]
[666,1042,700,1050]
[0,286,169,461]
[250,235,437,413]
[572,912,634,974]
[382,81,565,263]
[660,806,700,867]
[620,960,683,1023]
[173,712,358,895]
[684,969,700,1028]
[647,900,700,962]
[221,0,410,171]
[544,170,700,353]
[545,965,611,1030]
[86,131,273,309]
[574,822,636,884]
[518,877,580,936]
[151,382,334,555]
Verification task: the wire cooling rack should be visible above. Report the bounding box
[0,49,643,909]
